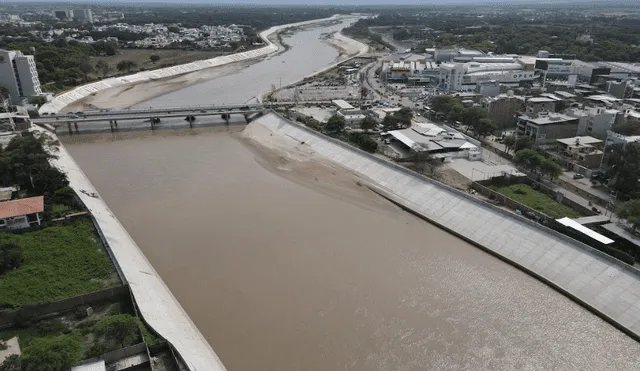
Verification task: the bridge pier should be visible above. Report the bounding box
[67,122,72,136]
[74,122,79,134]
[114,120,118,131]
[150,117,155,130]
[222,113,230,125]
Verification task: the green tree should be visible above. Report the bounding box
[514,149,543,172]
[149,54,161,63]
[116,60,137,73]
[606,143,640,200]
[395,107,413,127]
[473,118,497,137]
[360,116,376,132]
[431,95,457,114]
[21,335,82,371]
[94,314,140,348]
[514,136,533,152]
[95,60,111,77]
[462,106,488,132]
[0,355,21,371]
[381,114,400,132]
[612,118,640,136]
[503,135,516,154]
[360,86,369,100]
[325,114,346,135]
[620,199,640,231]
[0,243,23,275]
[540,158,563,180]
[77,62,94,81]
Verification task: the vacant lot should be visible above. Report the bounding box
[90,48,226,78]
[0,218,119,308]
[491,184,582,219]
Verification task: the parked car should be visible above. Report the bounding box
[573,174,584,180]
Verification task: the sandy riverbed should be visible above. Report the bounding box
[64,25,364,113]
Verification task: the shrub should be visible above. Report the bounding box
[21,335,82,371]
[0,243,23,275]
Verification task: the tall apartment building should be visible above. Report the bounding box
[53,10,73,20]
[0,49,42,104]
[74,9,93,23]
[482,94,525,129]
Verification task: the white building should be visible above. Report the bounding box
[0,49,42,104]
[434,47,484,63]
[565,106,621,136]
[439,62,535,92]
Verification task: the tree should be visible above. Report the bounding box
[540,158,563,180]
[605,143,640,200]
[395,107,413,127]
[325,114,346,135]
[514,149,543,172]
[94,314,140,348]
[95,60,111,77]
[21,335,82,371]
[360,86,369,100]
[0,243,23,275]
[503,135,516,154]
[620,199,640,231]
[0,355,21,371]
[77,62,94,81]
[473,118,497,137]
[612,118,640,136]
[461,106,488,131]
[116,60,137,73]
[149,54,161,63]
[382,114,400,132]
[514,136,533,152]
[360,116,376,132]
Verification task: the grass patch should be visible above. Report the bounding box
[49,203,75,219]
[491,184,582,219]
[0,218,117,308]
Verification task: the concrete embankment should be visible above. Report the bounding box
[248,112,640,341]
[36,127,227,371]
[39,15,349,115]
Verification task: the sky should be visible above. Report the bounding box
[5,0,611,4]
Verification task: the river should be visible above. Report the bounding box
[64,19,640,371]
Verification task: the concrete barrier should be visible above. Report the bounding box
[254,112,640,341]
[39,15,349,115]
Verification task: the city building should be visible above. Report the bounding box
[0,49,42,104]
[332,100,365,128]
[565,106,621,136]
[439,62,535,92]
[53,10,73,20]
[525,97,557,114]
[74,9,93,23]
[383,122,482,161]
[481,94,525,129]
[0,14,22,23]
[606,80,634,99]
[381,53,438,84]
[555,136,603,169]
[516,112,580,144]
[475,80,500,97]
[0,196,44,230]
[434,47,484,63]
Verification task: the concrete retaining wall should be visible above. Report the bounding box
[254,112,640,341]
[0,285,129,329]
[39,15,346,115]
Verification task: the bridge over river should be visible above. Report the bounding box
[32,100,364,135]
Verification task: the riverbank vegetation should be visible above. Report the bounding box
[0,218,118,309]
[491,184,581,219]
[0,303,154,369]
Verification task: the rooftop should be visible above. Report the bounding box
[332,99,355,110]
[0,196,44,219]
[557,217,614,245]
[528,97,556,103]
[386,124,476,153]
[556,136,603,147]
[521,113,577,125]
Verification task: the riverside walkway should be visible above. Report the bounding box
[255,112,640,340]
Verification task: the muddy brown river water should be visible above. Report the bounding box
[64,128,640,371]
